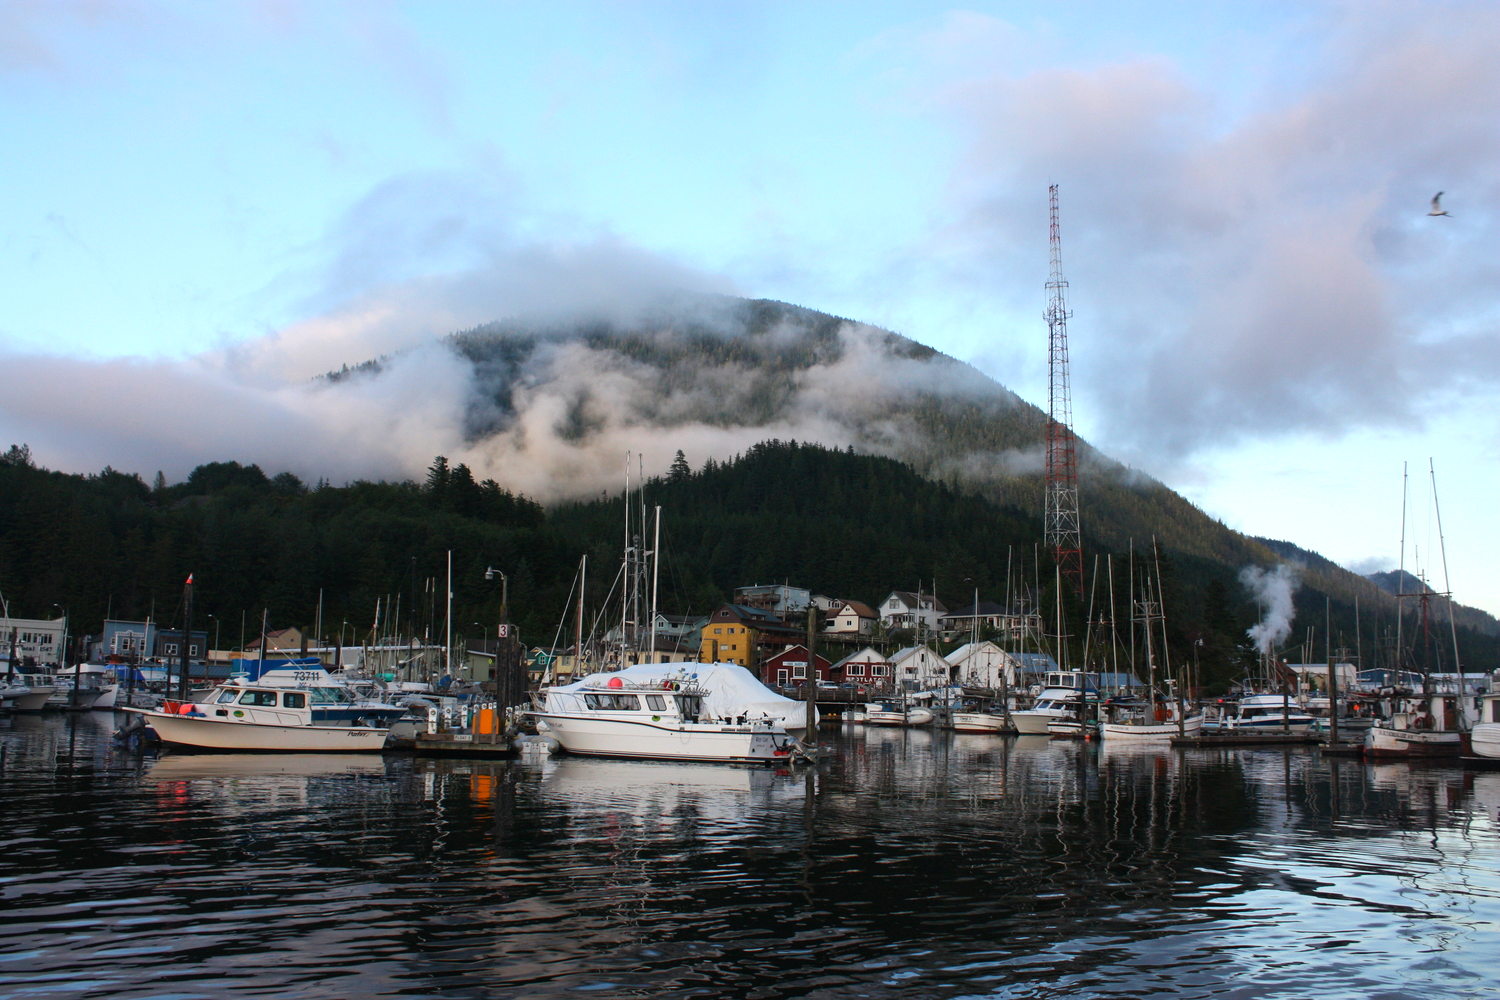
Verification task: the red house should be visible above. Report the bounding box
[762,644,833,688]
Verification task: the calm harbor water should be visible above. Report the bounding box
[2,713,1499,1000]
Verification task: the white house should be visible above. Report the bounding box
[733,584,811,616]
[0,615,66,668]
[945,641,1013,689]
[937,601,1006,638]
[824,600,878,635]
[879,591,948,636]
[889,645,952,690]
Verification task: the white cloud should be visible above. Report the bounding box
[917,2,1500,464]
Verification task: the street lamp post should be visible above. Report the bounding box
[484,567,511,714]
[484,567,508,626]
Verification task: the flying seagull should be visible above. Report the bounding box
[1428,192,1452,217]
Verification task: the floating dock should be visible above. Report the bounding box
[384,732,517,759]
[1171,732,1320,748]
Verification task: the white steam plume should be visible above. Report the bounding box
[1239,563,1301,656]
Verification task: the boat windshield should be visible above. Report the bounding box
[584,692,641,711]
[306,686,352,704]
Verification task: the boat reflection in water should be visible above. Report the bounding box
[3,718,1499,999]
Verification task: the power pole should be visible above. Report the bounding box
[1044,184,1083,595]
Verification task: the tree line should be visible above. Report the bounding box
[2,440,1492,690]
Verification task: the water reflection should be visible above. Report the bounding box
[1,715,1497,999]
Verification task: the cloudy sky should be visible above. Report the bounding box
[3,1,1498,612]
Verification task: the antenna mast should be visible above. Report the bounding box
[1045,184,1083,594]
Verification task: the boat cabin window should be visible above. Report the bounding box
[584,693,641,711]
[307,686,351,704]
[645,694,668,712]
[674,694,702,721]
[216,690,240,704]
[283,692,306,709]
[239,690,278,707]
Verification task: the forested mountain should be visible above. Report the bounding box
[433,295,1282,569]
[3,441,1496,691]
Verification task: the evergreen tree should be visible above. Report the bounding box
[668,450,691,483]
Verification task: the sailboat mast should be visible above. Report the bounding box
[576,554,587,677]
[1396,462,1408,678]
[649,506,661,663]
[1430,459,1467,729]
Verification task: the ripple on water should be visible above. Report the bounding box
[2,718,1500,998]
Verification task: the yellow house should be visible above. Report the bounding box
[698,604,804,670]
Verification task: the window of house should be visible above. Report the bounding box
[165,643,178,655]
[793,665,806,678]
[874,665,889,676]
[189,645,199,656]
[714,628,722,634]
[848,664,864,676]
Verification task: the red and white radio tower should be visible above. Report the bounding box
[1044,184,1083,594]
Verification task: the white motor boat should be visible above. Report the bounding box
[1100,713,1204,742]
[1207,693,1315,734]
[864,700,934,727]
[1,671,58,712]
[1470,724,1500,759]
[48,664,120,710]
[531,674,808,764]
[1011,672,1097,735]
[951,710,1007,733]
[543,663,815,735]
[120,680,391,752]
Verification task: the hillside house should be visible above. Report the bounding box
[879,591,948,636]
[733,584,811,617]
[153,628,209,661]
[945,641,1013,689]
[246,627,305,654]
[831,646,890,691]
[889,645,952,690]
[1,615,65,668]
[762,644,833,687]
[938,601,1007,639]
[697,604,805,669]
[823,600,878,635]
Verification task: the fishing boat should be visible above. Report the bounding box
[1011,672,1096,735]
[1100,704,1204,742]
[1099,550,1202,743]
[120,678,392,752]
[1361,462,1475,760]
[1363,716,1463,758]
[531,672,809,764]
